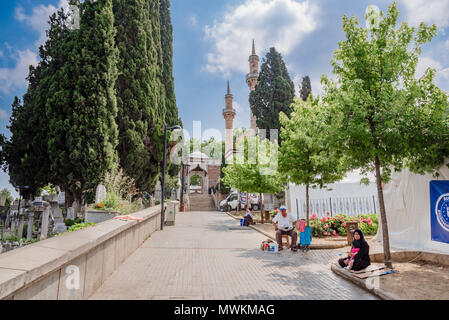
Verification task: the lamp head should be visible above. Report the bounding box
[168,125,182,131]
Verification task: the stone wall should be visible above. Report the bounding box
[0,204,170,300]
[208,165,221,190]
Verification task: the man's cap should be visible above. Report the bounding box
[280,206,287,211]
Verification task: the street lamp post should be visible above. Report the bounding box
[161,124,182,231]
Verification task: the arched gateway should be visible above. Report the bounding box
[185,151,221,195]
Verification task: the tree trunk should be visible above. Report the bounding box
[375,156,393,269]
[306,184,310,227]
[260,193,264,224]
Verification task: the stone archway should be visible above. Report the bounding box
[189,174,204,194]
[189,168,208,194]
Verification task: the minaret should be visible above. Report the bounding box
[223,81,236,157]
[246,39,259,132]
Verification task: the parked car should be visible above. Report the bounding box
[220,192,260,212]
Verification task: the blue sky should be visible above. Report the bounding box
[1,0,449,196]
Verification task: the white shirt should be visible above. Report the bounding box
[246,210,254,219]
[272,213,296,231]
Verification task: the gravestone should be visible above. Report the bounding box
[136,198,144,210]
[72,200,79,218]
[58,192,66,206]
[66,207,75,220]
[40,204,50,241]
[55,222,67,234]
[27,211,34,240]
[17,209,25,239]
[95,184,107,204]
[0,195,6,206]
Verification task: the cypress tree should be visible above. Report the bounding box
[160,0,181,179]
[299,75,312,102]
[47,0,119,206]
[249,47,295,142]
[113,0,165,192]
[0,9,68,195]
[159,0,179,127]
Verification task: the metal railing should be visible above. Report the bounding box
[294,196,378,219]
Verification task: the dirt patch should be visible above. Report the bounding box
[379,261,449,300]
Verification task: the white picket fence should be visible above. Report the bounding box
[293,196,378,220]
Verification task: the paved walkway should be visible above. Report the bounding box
[91,211,376,300]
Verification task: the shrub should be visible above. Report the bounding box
[66,221,96,233]
[74,217,84,224]
[104,192,120,210]
[309,213,378,238]
[64,219,75,227]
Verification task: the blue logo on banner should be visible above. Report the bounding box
[430,181,449,244]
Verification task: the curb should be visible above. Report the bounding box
[330,264,401,300]
[224,211,348,250]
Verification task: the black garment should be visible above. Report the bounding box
[243,215,254,227]
[338,229,371,271]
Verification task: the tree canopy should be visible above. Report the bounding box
[322,1,449,267]
[222,136,285,222]
[279,95,347,225]
[249,47,295,142]
[0,0,180,206]
[299,76,312,102]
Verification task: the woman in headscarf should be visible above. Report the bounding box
[338,229,371,271]
[243,205,255,226]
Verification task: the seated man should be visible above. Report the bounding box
[272,206,297,252]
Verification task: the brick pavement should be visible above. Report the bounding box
[90,211,376,300]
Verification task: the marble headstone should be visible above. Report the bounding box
[66,207,75,220]
[95,184,107,204]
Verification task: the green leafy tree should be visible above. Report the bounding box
[190,175,202,187]
[249,47,295,142]
[113,0,165,192]
[0,188,14,206]
[47,0,119,209]
[299,76,312,102]
[279,96,346,226]
[322,2,449,268]
[223,136,285,223]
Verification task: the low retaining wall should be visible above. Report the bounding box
[0,205,165,300]
[370,251,449,267]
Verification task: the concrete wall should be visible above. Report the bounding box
[0,205,167,300]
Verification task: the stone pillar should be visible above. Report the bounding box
[40,203,50,241]
[4,210,10,229]
[27,211,34,240]
[17,209,25,239]
[10,211,16,233]
[51,201,67,234]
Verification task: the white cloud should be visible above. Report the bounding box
[416,56,449,90]
[400,0,449,27]
[15,0,68,45]
[204,0,319,76]
[0,49,39,94]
